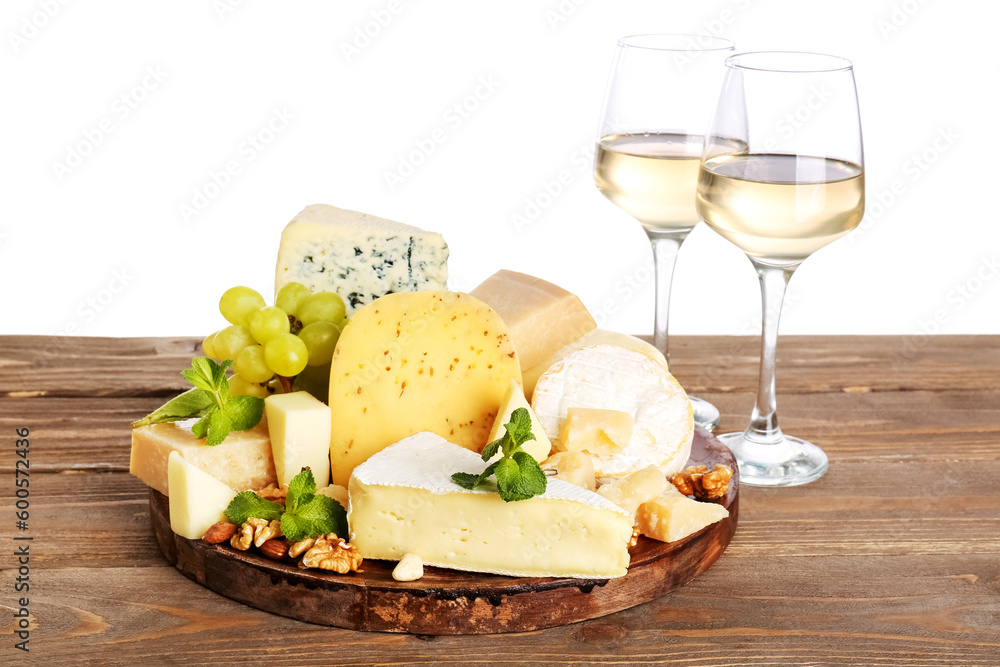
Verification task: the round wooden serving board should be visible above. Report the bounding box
[150,426,739,634]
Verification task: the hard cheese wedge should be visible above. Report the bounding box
[531,344,693,479]
[274,204,449,315]
[637,485,729,543]
[265,391,332,487]
[560,408,634,456]
[522,329,668,399]
[470,269,595,371]
[328,291,522,486]
[348,432,633,578]
[167,451,238,540]
[486,379,551,463]
[130,419,275,496]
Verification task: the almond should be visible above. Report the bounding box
[202,521,237,544]
[259,539,289,560]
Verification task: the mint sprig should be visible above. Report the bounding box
[225,491,284,525]
[132,357,264,446]
[223,469,348,543]
[451,408,547,502]
[280,468,348,542]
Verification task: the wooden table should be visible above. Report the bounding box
[2,335,998,665]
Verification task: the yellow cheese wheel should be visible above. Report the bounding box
[328,291,522,485]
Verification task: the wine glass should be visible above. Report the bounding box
[696,51,865,486]
[594,34,735,432]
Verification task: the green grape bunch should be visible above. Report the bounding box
[201,283,346,400]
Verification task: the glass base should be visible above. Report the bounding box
[718,431,828,487]
[689,396,720,432]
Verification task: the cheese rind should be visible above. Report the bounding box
[328,291,522,486]
[348,432,633,578]
[264,391,332,487]
[523,329,668,399]
[531,345,693,479]
[130,419,275,496]
[274,204,449,315]
[486,379,551,463]
[167,452,238,540]
[469,270,595,371]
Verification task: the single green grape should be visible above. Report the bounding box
[234,344,274,383]
[219,286,266,327]
[275,282,312,318]
[229,373,270,398]
[202,331,219,359]
[298,321,341,366]
[249,306,290,344]
[214,325,255,361]
[264,333,309,377]
[298,292,346,327]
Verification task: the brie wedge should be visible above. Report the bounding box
[348,432,633,578]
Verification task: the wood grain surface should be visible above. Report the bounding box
[1,335,998,665]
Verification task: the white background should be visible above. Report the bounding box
[2,0,997,339]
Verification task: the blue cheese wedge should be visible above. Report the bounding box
[274,204,449,314]
[348,432,633,578]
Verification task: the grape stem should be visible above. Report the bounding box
[278,375,294,394]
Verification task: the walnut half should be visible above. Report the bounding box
[231,518,282,551]
[671,464,734,499]
[299,534,363,574]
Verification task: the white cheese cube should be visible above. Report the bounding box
[264,391,332,487]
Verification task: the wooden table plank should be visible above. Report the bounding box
[3,335,998,397]
[1,335,998,664]
[2,389,996,473]
[6,557,998,665]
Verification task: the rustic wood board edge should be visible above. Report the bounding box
[149,427,738,635]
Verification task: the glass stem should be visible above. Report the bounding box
[645,229,689,362]
[745,261,797,445]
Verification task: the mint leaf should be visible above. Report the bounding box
[281,495,347,542]
[226,394,264,431]
[277,470,348,542]
[511,451,548,500]
[190,409,213,440]
[205,409,231,447]
[480,439,502,462]
[181,367,215,393]
[493,454,546,502]
[286,468,317,515]
[476,461,500,487]
[130,388,213,428]
[225,491,283,525]
[501,408,535,456]
[451,407,546,502]
[451,472,479,489]
[211,358,232,388]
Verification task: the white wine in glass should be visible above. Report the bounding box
[697,51,866,486]
[595,34,735,431]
